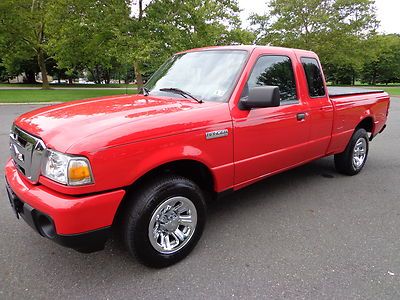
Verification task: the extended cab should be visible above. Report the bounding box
[5,46,390,267]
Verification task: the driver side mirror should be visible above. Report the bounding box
[239,85,280,110]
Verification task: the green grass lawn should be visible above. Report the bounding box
[368,87,400,96]
[328,85,400,96]
[348,86,400,96]
[0,83,137,88]
[0,89,137,103]
[0,85,397,104]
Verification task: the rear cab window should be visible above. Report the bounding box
[246,55,298,105]
[301,57,326,97]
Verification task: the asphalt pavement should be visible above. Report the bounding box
[1,99,400,299]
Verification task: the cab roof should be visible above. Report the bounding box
[178,45,317,57]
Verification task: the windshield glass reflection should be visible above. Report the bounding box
[146,50,248,102]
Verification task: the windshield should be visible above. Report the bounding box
[146,50,248,102]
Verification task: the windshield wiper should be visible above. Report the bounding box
[159,87,203,103]
[140,87,150,96]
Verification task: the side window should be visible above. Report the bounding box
[247,55,297,103]
[301,57,326,97]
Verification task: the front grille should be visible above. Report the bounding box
[9,125,46,183]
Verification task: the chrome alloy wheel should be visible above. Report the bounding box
[352,137,367,169]
[148,196,197,254]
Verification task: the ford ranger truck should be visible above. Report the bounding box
[5,46,390,267]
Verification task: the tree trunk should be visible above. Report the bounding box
[104,70,110,84]
[95,66,101,84]
[133,62,144,92]
[124,72,129,84]
[37,48,50,89]
[133,1,145,92]
[88,69,95,84]
[138,0,143,20]
[24,70,37,84]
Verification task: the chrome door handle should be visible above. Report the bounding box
[297,113,306,121]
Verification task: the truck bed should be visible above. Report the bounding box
[328,87,384,97]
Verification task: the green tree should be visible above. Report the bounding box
[120,0,254,89]
[0,60,9,82]
[0,0,52,88]
[250,0,379,84]
[1,55,40,83]
[361,34,400,84]
[1,0,254,89]
[46,0,131,84]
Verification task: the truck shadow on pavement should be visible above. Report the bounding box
[9,156,341,282]
[75,158,332,250]
[208,156,337,214]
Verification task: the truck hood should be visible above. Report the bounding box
[15,94,229,153]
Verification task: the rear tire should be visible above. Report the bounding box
[123,175,206,268]
[334,128,369,175]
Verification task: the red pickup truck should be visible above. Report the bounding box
[5,46,390,267]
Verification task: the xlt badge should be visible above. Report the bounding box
[206,129,228,140]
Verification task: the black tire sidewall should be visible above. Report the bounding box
[347,128,369,174]
[126,177,206,267]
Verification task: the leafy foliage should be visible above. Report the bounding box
[0,0,399,87]
[46,0,131,84]
[0,0,253,87]
[361,34,400,84]
[250,0,380,84]
[0,0,52,87]
[120,0,254,87]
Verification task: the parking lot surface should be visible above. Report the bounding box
[1,99,400,299]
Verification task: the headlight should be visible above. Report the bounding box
[41,150,94,186]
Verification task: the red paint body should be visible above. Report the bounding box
[5,46,390,235]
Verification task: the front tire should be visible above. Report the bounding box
[334,128,369,175]
[123,175,206,268]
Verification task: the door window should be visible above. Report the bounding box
[246,55,298,103]
[301,57,326,97]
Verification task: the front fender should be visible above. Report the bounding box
[53,126,234,195]
[120,129,234,192]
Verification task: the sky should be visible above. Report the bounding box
[238,0,400,34]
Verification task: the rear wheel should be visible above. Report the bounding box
[123,175,206,268]
[334,128,369,175]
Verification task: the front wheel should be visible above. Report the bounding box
[123,175,206,268]
[334,128,369,175]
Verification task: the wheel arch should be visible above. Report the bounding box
[355,116,375,134]
[113,159,216,226]
[128,159,216,194]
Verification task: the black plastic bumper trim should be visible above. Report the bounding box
[6,179,110,253]
[379,124,387,134]
[53,227,111,253]
[370,124,387,141]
